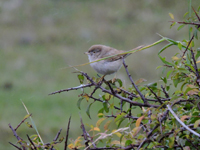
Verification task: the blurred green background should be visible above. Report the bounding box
[1,0,199,149]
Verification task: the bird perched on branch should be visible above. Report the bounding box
[84,45,132,76]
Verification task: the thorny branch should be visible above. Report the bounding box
[64,116,71,150]
[10,8,200,149]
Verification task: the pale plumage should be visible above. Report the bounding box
[85,45,131,75]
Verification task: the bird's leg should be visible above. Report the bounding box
[112,73,117,83]
[97,74,106,85]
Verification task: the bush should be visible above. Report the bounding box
[9,5,200,150]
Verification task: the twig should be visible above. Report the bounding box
[105,114,138,120]
[169,21,200,26]
[80,115,90,149]
[81,71,159,108]
[15,114,32,131]
[192,7,200,21]
[147,87,163,105]
[64,116,71,150]
[8,123,25,149]
[27,134,37,150]
[191,49,200,87]
[186,137,199,149]
[53,128,62,141]
[167,104,200,137]
[137,109,169,149]
[122,59,147,104]
[8,142,22,150]
[49,83,93,95]
[181,34,194,59]
[161,85,169,98]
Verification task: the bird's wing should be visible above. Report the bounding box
[106,49,130,62]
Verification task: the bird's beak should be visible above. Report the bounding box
[84,52,89,55]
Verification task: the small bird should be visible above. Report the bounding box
[84,45,131,76]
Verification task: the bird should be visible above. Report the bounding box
[84,45,131,76]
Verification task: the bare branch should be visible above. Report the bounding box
[64,116,71,150]
[122,59,147,104]
[170,21,200,26]
[27,134,37,150]
[8,142,22,150]
[8,123,25,149]
[167,104,200,137]
[80,115,90,149]
[15,114,32,131]
[53,128,62,141]
[49,83,93,95]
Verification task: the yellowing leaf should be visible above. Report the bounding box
[135,78,147,85]
[82,94,89,101]
[180,115,190,122]
[68,143,74,149]
[104,120,112,130]
[93,127,100,131]
[112,130,122,137]
[151,114,157,120]
[132,126,142,137]
[105,93,113,101]
[187,89,199,95]
[97,113,104,117]
[136,116,144,127]
[186,84,196,88]
[169,13,174,19]
[96,118,106,127]
[74,136,82,147]
[197,60,200,64]
[59,137,64,142]
[194,119,200,128]
[25,122,33,128]
[169,136,175,148]
[24,114,31,119]
[172,56,179,61]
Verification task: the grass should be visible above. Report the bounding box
[1,0,200,149]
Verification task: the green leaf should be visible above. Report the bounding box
[147,82,157,91]
[77,74,84,84]
[158,55,174,66]
[170,22,176,28]
[195,49,200,60]
[178,42,182,50]
[116,118,125,128]
[183,12,189,18]
[98,108,104,114]
[115,113,126,122]
[103,101,109,113]
[125,140,132,147]
[194,29,198,40]
[161,77,167,84]
[177,24,185,31]
[86,103,93,119]
[169,137,175,148]
[189,27,193,35]
[194,119,200,128]
[185,64,195,72]
[115,78,123,87]
[166,70,173,79]
[173,78,180,87]
[158,43,173,55]
[77,98,83,110]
